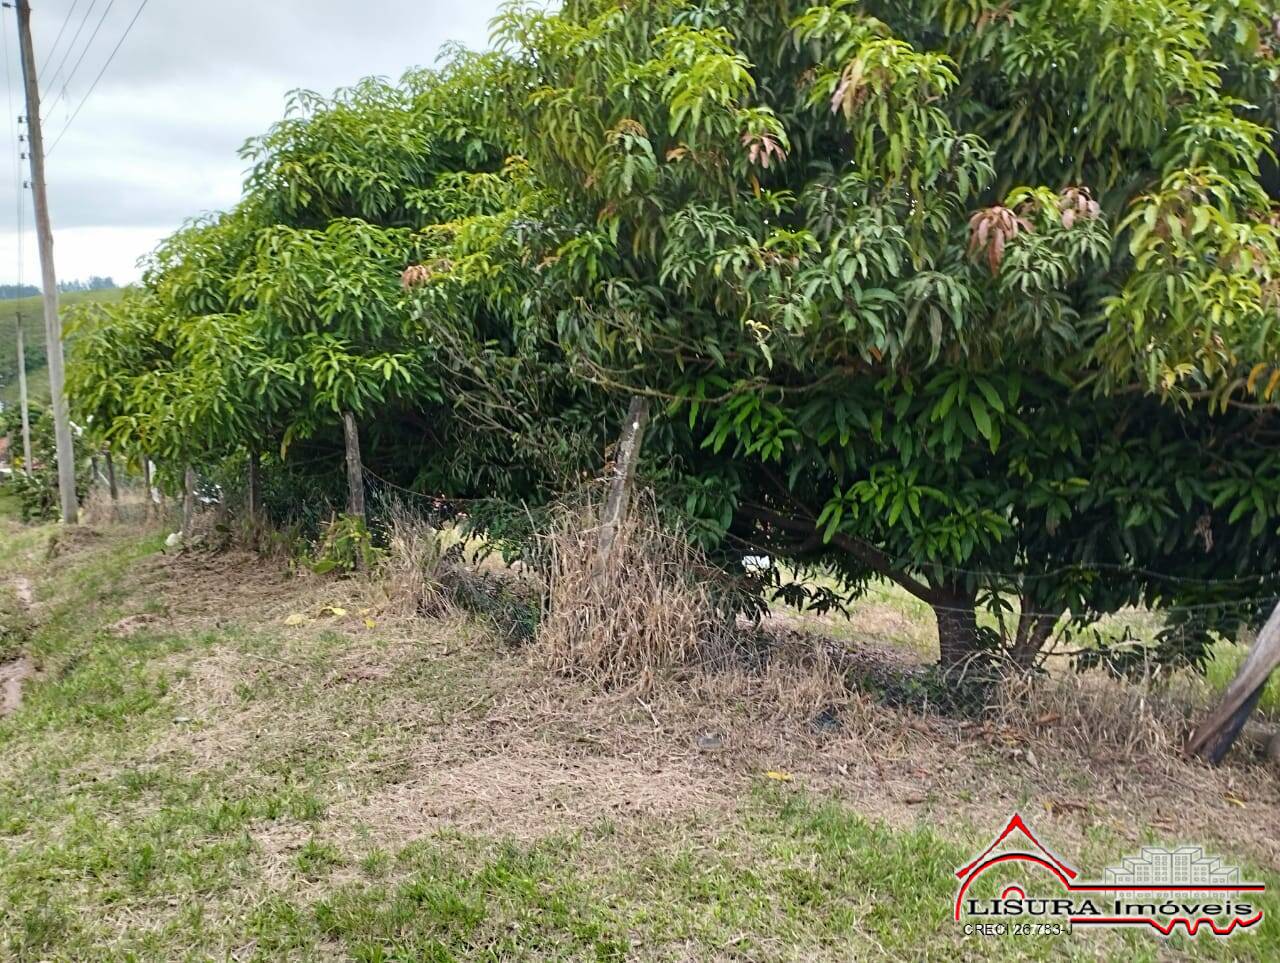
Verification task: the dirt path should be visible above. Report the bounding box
[0,655,34,716]
[1,575,36,717]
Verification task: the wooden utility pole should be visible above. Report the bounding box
[13,312,31,476]
[14,0,77,524]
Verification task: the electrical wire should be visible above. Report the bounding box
[42,0,99,96]
[47,0,148,155]
[49,0,116,112]
[1,0,25,293]
[40,0,84,81]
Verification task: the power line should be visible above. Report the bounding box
[40,0,84,80]
[47,0,147,155]
[1,0,24,288]
[49,0,116,112]
[42,0,98,95]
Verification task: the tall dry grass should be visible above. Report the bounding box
[534,496,736,690]
[991,667,1200,761]
[379,499,456,618]
[81,485,162,528]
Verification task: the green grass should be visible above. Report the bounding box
[0,485,23,522]
[0,521,1277,961]
[1205,640,1280,719]
[0,290,123,406]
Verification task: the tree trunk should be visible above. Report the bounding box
[595,396,650,582]
[1010,611,1058,671]
[1188,602,1280,764]
[155,460,167,518]
[104,449,119,520]
[182,466,197,540]
[342,411,366,521]
[934,597,979,670]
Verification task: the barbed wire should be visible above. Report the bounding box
[358,471,1279,621]
[831,581,1278,621]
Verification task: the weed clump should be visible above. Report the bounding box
[380,501,537,642]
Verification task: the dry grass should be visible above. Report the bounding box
[5,518,1280,962]
[534,498,736,690]
[377,499,457,618]
[80,485,156,528]
[993,666,1197,762]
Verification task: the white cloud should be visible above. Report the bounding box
[0,0,500,284]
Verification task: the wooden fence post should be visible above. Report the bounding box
[595,396,650,581]
[104,449,119,520]
[1187,602,1280,764]
[247,450,263,534]
[182,466,197,540]
[342,411,366,522]
[142,456,156,520]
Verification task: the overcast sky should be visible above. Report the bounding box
[0,0,502,287]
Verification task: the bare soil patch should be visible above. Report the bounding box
[1,575,37,715]
[0,654,35,717]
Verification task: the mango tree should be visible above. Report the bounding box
[446,0,1280,668]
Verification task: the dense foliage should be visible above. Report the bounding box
[0,402,91,521]
[66,0,1280,670]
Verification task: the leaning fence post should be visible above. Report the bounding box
[1187,602,1280,764]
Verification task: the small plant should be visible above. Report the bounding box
[295,839,343,878]
[310,514,382,574]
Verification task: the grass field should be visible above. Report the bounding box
[0,507,1277,961]
[0,290,124,407]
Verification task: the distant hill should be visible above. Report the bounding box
[0,277,118,301]
[0,289,125,407]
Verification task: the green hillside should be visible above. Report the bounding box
[0,289,124,406]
